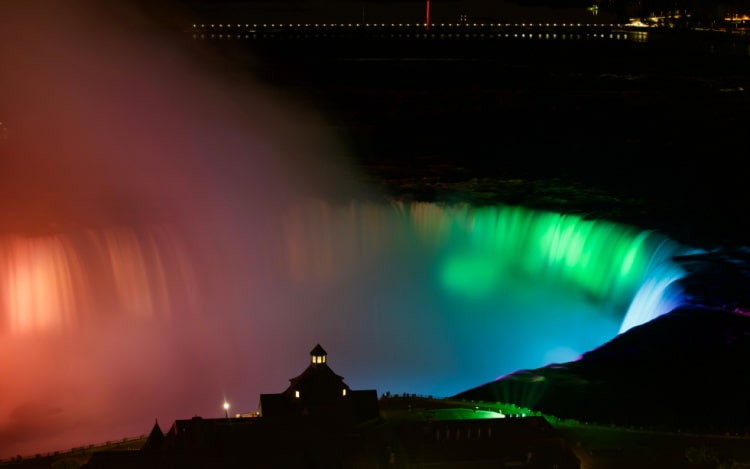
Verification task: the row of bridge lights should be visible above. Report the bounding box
[195,33,629,40]
[192,23,619,29]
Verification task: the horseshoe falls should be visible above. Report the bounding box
[0,1,698,457]
[277,201,693,393]
[0,199,694,456]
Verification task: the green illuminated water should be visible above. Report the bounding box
[433,204,682,316]
[281,201,691,396]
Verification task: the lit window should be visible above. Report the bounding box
[295,390,300,398]
[342,389,347,396]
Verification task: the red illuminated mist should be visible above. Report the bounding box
[0,1,630,459]
[0,0,360,457]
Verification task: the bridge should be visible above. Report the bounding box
[189,22,648,43]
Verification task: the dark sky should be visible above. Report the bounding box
[177,0,612,24]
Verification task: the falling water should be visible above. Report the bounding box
[0,228,198,333]
[0,0,696,459]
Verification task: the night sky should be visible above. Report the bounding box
[178,0,615,23]
[2,0,750,460]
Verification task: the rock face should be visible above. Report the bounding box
[456,306,750,431]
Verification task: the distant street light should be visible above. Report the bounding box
[223,401,230,418]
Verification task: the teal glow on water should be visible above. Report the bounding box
[277,201,693,396]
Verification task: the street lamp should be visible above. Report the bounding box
[223,401,230,418]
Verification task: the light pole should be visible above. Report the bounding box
[426,0,431,30]
[223,401,230,419]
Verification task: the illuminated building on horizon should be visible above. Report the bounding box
[82,344,580,468]
[258,344,380,423]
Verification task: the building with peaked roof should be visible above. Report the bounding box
[258,344,379,424]
[82,344,580,468]
[140,420,165,453]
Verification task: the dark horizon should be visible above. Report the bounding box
[170,0,617,24]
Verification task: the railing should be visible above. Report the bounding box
[187,22,646,43]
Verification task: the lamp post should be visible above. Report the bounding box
[426,0,431,30]
[223,401,230,419]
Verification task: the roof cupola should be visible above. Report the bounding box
[311,344,327,364]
